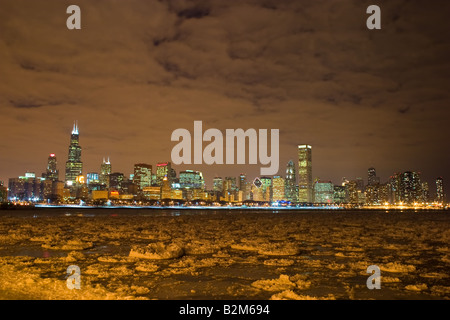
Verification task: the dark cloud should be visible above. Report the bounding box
[0,0,449,194]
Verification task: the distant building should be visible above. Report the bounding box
[133,163,152,191]
[285,160,297,203]
[314,180,334,204]
[0,182,7,202]
[161,176,172,199]
[224,177,238,200]
[65,121,83,187]
[436,177,444,203]
[260,176,272,202]
[346,180,358,205]
[272,176,285,201]
[179,170,205,189]
[251,183,264,202]
[400,171,422,204]
[156,162,175,186]
[109,172,124,192]
[239,173,247,200]
[213,177,223,200]
[298,145,312,202]
[367,167,380,186]
[86,172,99,185]
[389,173,401,204]
[421,182,429,203]
[8,172,44,201]
[142,186,161,200]
[333,185,346,204]
[355,177,365,192]
[44,154,59,181]
[99,157,112,187]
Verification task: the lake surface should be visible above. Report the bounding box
[0,208,448,299]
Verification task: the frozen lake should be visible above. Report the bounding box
[0,208,448,299]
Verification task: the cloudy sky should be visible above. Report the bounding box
[0,0,449,194]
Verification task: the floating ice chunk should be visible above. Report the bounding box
[380,262,416,273]
[405,284,428,291]
[252,274,296,292]
[129,242,184,260]
[270,290,317,300]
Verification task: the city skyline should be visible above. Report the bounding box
[2,122,446,204]
[1,1,449,195]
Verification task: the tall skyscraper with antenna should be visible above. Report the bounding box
[65,121,83,186]
[100,157,112,187]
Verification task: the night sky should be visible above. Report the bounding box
[1,0,449,195]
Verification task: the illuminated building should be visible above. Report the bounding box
[99,158,112,187]
[436,177,444,203]
[179,170,205,189]
[142,186,161,200]
[346,180,358,205]
[285,160,297,203]
[109,172,124,192]
[224,177,237,200]
[86,172,99,185]
[65,121,83,186]
[239,173,247,200]
[313,180,334,204]
[421,182,429,203]
[91,190,108,201]
[213,177,223,200]
[156,162,176,186]
[133,163,152,191]
[333,185,346,204]
[8,172,45,201]
[365,184,379,205]
[379,183,390,204]
[260,176,272,201]
[0,182,7,202]
[272,176,285,201]
[389,173,401,204]
[368,167,380,186]
[251,183,264,202]
[213,177,223,193]
[224,177,237,192]
[298,145,312,203]
[161,176,172,199]
[355,177,365,192]
[44,154,59,181]
[400,171,422,204]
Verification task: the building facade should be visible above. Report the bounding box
[65,121,83,186]
[298,145,312,203]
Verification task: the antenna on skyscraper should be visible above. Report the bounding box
[72,120,79,135]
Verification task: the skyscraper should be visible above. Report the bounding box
[272,176,285,201]
[65,121,83,186]
[156,162,175,186]
[400,171,422,204]
[213,177,223,200]
[133,163,152,191]
[179,170,205,189]
[239,173,247,200]
[368,167,380,186]
[45,153,59,181]
[99,158,112,187]
[213,177,223,193]
[436,177,444,203]
[298,145,312,203]
[285,160,297,203]
[313,180,334,204]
